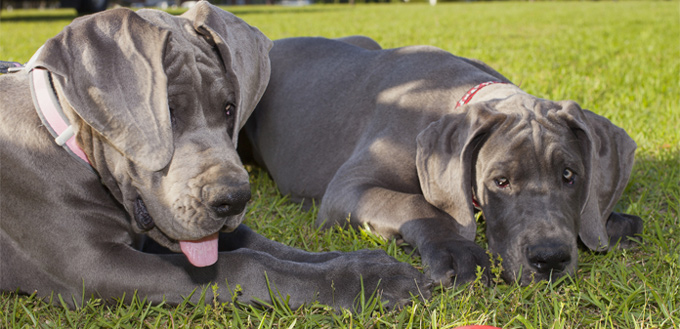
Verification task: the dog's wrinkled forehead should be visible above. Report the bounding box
[155,19,226,96]
[137,4,272,144]
[137,10,219,65]
[493,94,563,118]
[490,94,578,134]
[481,95,586,167]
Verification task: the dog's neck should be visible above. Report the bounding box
[29,67,94,171]
[457,81,528,108]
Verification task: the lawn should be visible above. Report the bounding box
[1,1,678,328]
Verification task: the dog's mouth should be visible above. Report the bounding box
[134,197,219,268]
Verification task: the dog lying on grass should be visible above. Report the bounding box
[240,36,644,286]
[0,7,428,310]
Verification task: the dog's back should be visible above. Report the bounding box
[243,37,506,202]
[243,37,377,201]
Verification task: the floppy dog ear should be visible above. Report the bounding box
[32,8,173,171]
[183,1,272,145]
[416,104,508,240]
[556,102,637,251]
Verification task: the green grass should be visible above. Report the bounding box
[1,1,679,328]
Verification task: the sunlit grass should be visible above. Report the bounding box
[1,1,678,328]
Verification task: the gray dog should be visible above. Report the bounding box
[0,8,428,310]
[240,36,644,286]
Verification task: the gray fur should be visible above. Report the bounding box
[0,11,428,310]
[241,36,643,286]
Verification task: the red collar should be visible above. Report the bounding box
[456,81,508,108]
[30,67,92,169]
[457,81,508,210]
[472,196,480,209]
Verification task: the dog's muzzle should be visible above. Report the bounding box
[132,189,251,268]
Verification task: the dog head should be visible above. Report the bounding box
[416,94,637,284]
[30,1,272,267]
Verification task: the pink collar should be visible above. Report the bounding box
[456,81,508,108]
[30,67,92,169]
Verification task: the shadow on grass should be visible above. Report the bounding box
[0,5,350,22]
[628,150,679,196]
[0,12,77,22]
[625,150,680,221]
[168,4,353,17]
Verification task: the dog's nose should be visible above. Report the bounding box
[207,188,251,218]
[526,243,571,274]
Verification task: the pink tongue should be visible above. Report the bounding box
[179,233,219,267]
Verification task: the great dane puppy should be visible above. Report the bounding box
[241,36,644,286]
[0,8,428,310]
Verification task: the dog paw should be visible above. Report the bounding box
[376,271,432,311]
[320,250,431,311]
[606,212,643,249]
[420,239,490,287]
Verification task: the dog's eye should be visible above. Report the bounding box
[225,103,234,117]
[169,107,177,130]
[494,177,510,188]
[225,103,236,137]
[562,168,576,185]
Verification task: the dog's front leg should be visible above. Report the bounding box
[399,217,491,286]
[319,182,489,287]
[141,224,348,263]
[77,240,428,310]
[215,224,348,263]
